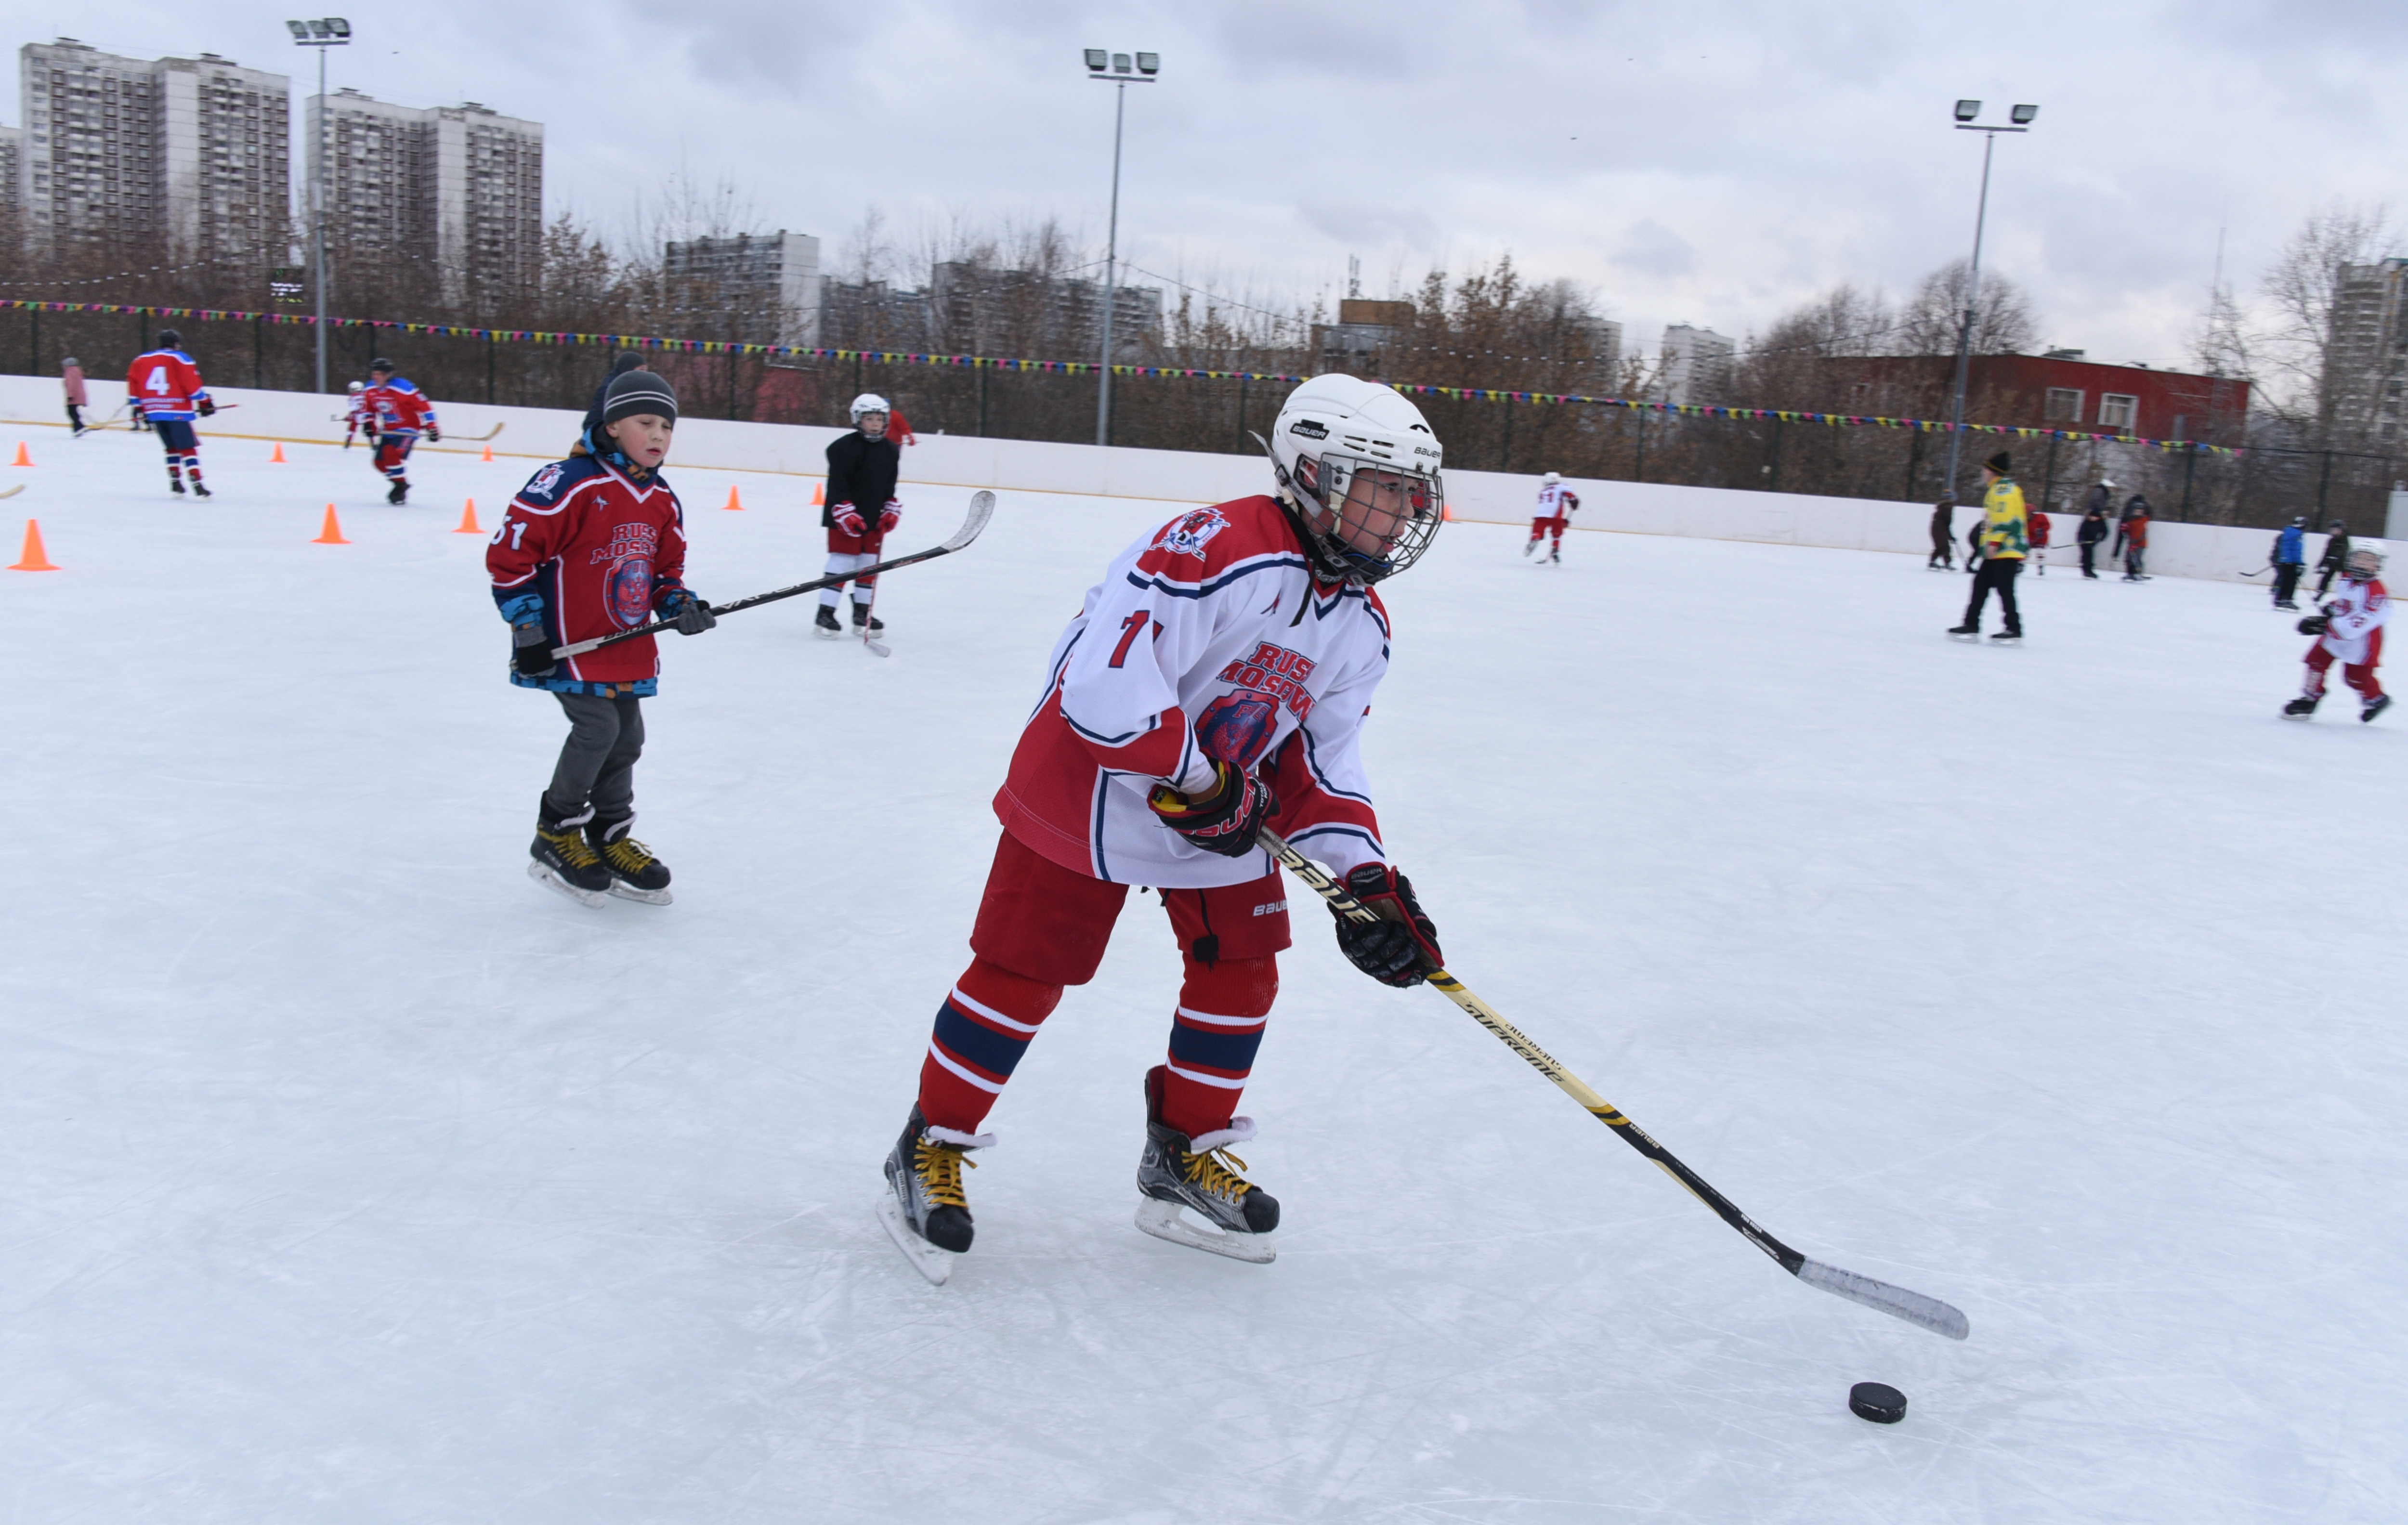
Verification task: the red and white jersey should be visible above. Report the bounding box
[345,393,375,433]
[487,456,692,687]
[2320,577,2390,665]
[1536,482,1579,520]
[995,494,1392,889]
[363,379,436,437]
[126,348,209,421]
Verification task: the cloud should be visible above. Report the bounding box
[1613,220,1698,280]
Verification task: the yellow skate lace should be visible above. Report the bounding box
[539,826,602,869]
[915,1137,976,1209]
[599,834,656,875]
[1183,1147,1251,1203]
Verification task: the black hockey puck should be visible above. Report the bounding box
[1848,1382,1907,1424]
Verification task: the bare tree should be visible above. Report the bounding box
[2257,201,2392,443]
[1899,258,2038,356]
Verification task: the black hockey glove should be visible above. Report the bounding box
[511,622,557,678]
[426,425,441,443]
[197,398,216,417]
[1333,862,1443,988]
[2297,613,2329,636]
[660,589,717,636]
[1146,759,1276,858]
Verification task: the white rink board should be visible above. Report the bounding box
[0,423,2402,1522]
[6,373,2379,583]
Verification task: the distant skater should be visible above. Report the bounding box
[1950,452,2028,642]
[2270,517,2308,610]
[361,358,439,504]
[61,357,88,435]
[2028,502,2052,576]
[2284,547,2389,724]
[818,393,902,639]
[1525,471,1579,563]
[1926,497,1955,569]
[2314,520,2353,600]
[2076,502,2108,578]
[2120,495,2151,582]
[126,328,214,498]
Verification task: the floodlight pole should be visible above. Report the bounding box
[290,20,351,395]
[1940,109,2031,498]
[1086,54,1156,448]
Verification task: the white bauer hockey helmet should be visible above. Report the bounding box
[2344,545,2385,580]
[347,380,364,393]
[849,392,890,424]
[1543,470,1561,486]
[1262,373,1446,584]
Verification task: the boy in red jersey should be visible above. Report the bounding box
[878,374,1451,1283]
[487,369,716,905]
[126,329,214,497]
[2284,547,2391,723]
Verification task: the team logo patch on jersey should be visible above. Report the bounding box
[525,463,565,501]
[607,557,654,627]
[1156,507,1229,559]
[1196,692,1281,769]
[1215,640,1319,723]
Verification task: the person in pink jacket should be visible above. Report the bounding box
[61,357,89,435]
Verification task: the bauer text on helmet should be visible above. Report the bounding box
[1267,374,1446,585]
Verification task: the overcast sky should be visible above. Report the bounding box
[14,0,2407,372]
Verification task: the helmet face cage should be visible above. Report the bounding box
[1296,449,1445,584]
[2344,546,2384,580]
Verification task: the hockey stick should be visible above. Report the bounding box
[1260,828,1971,1342]
[0,483,24,500]
[551,490,994,659]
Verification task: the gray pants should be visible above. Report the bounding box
[544,691,644,822]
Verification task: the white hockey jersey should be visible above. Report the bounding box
[2319,577,2390,665]
[994,494,1392,888]
[1536,482,1580,519]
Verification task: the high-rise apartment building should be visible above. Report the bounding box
[663,231,822,349]
[16,38,290,258]
[306,88,544,295]
[0,124,23,230]
[1659,323,1735,405]
[2325,258,2408,448]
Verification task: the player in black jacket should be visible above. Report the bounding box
[817,392,903,637]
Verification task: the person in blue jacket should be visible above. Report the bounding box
[2271,516,2308,610]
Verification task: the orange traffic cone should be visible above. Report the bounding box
[723,485,744,511]
[312,505,350,545]
[8,518,57,571]
[810,482,824,506]
[481,443,494,463]
[271,442,288,463]
[1442,504,1457,522]
[11,442,30,467]
[455,499,482,534]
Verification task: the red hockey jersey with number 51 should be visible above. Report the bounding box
[995,494,1392,889]
[486,455,691,689]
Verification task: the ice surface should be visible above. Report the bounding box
[2,424,2403,1522]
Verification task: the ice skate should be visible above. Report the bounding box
[191,482,211,499]
[1947,624,1980,641]
[1133,1066,1278,1264]
[2282,695,2320,720]
[586,814,673,904]
[528,803,612,906]
[2275,600,2300,611]
[814,605,844,639]
[850,603,886,637]
[878,1106,986,1285]
[169,477,185,496]
[1522,537,1539,559]
[2363,694,2392,724]
[387,481,409,506]
[1990,629,2022,643]
[1547,547,1561,564]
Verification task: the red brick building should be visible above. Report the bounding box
[1831,353,2251,445]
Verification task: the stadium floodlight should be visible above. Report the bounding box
[2010,103,2037,124]
[290,18,355,397]
[1953,99,1980,122]
[1937,98,2039,497]
[1080,49,1161,445]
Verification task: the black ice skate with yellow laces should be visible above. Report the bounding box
[1133,1064,1280,1263]
[585,814,673,904]
[528,802,612,906]
[877,1106,990,1285]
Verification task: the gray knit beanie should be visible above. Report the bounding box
[603,369,679,426]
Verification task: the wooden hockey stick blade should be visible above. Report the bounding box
[463,422,506,442]
[1257,827,1972,1342]
[552,490,995,659]
[0,483,23,499]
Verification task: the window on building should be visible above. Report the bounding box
[2099,393,2139,430]
[2045,387,2083,422]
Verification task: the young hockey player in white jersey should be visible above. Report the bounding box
[878,374,1451,1283]
[2284,546,2391,723]
[1524,470,1580,562]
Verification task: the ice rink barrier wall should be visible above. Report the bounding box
[8,375,2384,584]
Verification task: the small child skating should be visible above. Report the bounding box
[361,358,438,503]
[487,369,717,905]
[1524,470,1579,563]
[126,329,214,497]
[817,392,902,639]
[62,357,89,435]
[1926,498,1956,570]
[2284,547,2390,724]
[342,379,372,449]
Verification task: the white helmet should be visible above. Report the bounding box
[849,392,890,425]
[1263,374,1446,584]
[2344,546,2385,580]
[1543,471,1561,486]
[347,380,364,393]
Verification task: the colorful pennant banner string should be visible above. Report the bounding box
[0,298,2241,456]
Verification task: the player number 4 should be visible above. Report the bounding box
[1109,608,1154,668]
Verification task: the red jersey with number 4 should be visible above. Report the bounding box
[994,494,1393,889]
[486,455,691,687]
[127,348,209,421]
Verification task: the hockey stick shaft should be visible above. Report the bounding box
[551,490,994,659]
[1260,829,1969,1341]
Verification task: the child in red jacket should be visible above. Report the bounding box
[486,370,716,905]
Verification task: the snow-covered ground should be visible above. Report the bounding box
[3,421,2402,1523]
